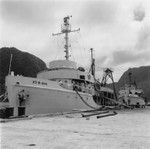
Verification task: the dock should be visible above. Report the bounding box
[1,107,150,149]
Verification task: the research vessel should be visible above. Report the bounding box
[0,16,114,118]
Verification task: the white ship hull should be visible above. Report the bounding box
[3,75,99,117]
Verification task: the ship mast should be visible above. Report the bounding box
[89,48,95,79]
[52,16,80,60]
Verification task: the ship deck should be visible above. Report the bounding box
[1,107,150,149]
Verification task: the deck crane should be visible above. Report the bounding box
[101,68,118,101]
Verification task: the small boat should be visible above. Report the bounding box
[118,72,145,108]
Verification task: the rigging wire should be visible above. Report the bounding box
[77,32,91,69]
[70,45,76,62]
[53,35,65,60]
[79,32,88,62]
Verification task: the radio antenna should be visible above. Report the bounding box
[52,16,80,60]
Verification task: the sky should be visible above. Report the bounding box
[0,0,150,82]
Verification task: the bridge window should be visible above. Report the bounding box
[80,75,85,80]
[108,93,111,98]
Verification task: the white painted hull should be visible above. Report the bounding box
[4,75,100,117]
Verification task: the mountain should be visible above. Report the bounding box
[109,66,150,101]
[0,47,47,94]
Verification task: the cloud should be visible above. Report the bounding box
[1,0,54,27]
[95,56,108,69]
[78,0,118,26]
[1,0,150,82]
[111,50,150,66]
[135,25,150,50]
[133,5,145,22]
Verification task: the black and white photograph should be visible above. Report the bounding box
[0,0,150,148]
